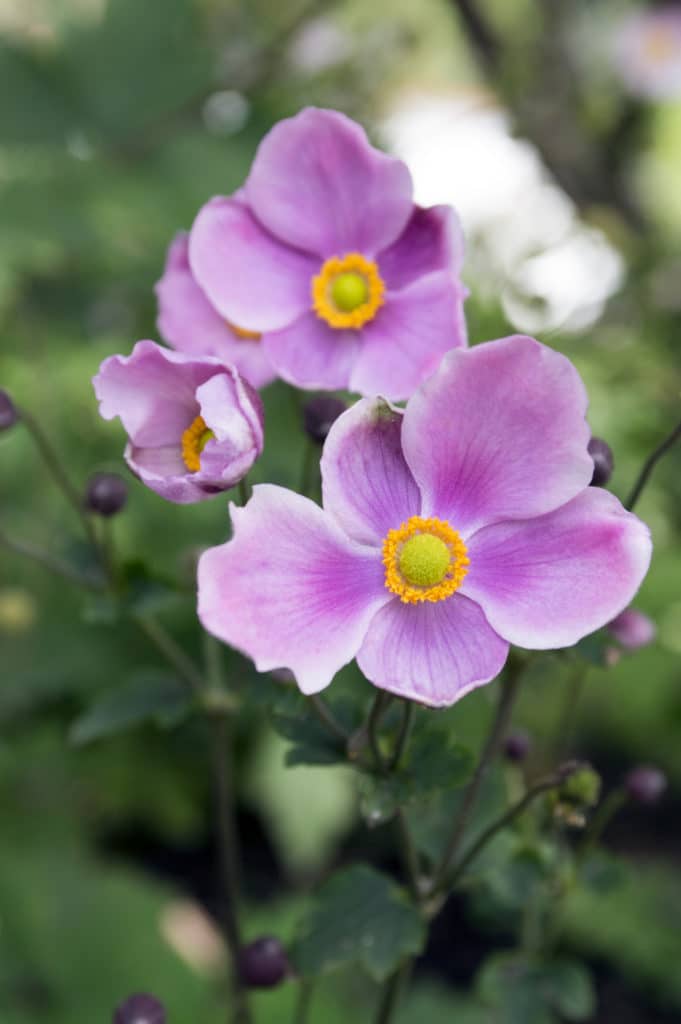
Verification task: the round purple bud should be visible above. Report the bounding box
[113,993,165,1024]
[85,472,129,517]
[607,607,655,650]
[303,396,347,444]
[588,437,614,487]
[238,936,289,988]
[503,730,532,762]
[625,765,667,805]
[0,389,18,431]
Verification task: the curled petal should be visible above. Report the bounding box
[349,271,466,401]
[357,594,509,707]
[155,233,275,388]
[246,107,413,257]
[198,485,391,693]
[378,204,466,291]
[402,335,594,536]
[125,443,217,504]
[321,398,420,547]
[463,488,652,649]
[263,311,361,390]
[189,197,316,332]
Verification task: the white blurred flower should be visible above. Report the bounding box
[287,16,352,74]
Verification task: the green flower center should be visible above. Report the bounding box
[398,534,451,588]
[330,271,369,312]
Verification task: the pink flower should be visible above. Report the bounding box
[155,233,276,390]
[94,341,263,504]
[607,607,655,650]
[188,107,467,401]
[613,7,681,100]
[198,336,651,706]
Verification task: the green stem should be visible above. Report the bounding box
[625,415,681,510]
[133,613,204,697]
[237,476,251,506]
[308,694,349,744]
[388,701,414,772]
[299,438,319,498]
[0,527,104,591]
[292,980,314,1024]
[367,691,392,771]
[374,958,412,1024]
[443,767,578,892]
[579,787,627,858]
[395,808,422,901]
[551,662,588,762]
[432,659,525,889]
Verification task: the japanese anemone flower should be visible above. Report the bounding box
[155,232,276,390]
[197,335,651,706]
[94,341,263,504]
[188,107,468,401]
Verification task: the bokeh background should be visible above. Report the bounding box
[1,1,681,1021]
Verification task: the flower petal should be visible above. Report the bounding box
[197,485,391,694]
[377,204,465,291]
[94,340,217,447]
[349,271,467,401]
[245,107,413,257]
[193,372,264,489]
[402,335,594,536]
[320,398,420,547]
[463,488,652,649]
[125,443,212,504]
[264,311,361,390]
[155,232,276,388]
[356,594,509,707]
[188,197,316,332]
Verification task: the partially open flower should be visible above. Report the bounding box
[155,232,275,389]
[607,607,656,649]
[588,436,614,487]
[189,107,468,400]
[94,341,263,504]
[198,336,651,706]
[613,6,681,100]
[303,395,347,444]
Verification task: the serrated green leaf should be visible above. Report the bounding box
[291,865,426,981]
[69,671,190,745]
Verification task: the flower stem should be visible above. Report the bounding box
[237,476,251,507]
[373,958,412,1024]
[432,659,525,889]
[0,527,104,591]
[578,786,627,858]
[367,691,393,770]
[443,766,579,892]
[625,415,681,510]
[388,700,414,772]
[308,694,350,744]
[292,980,315,1024]
[133,612,204,697]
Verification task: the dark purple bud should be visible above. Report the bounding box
[303,396,347,444]
[625,765,667,805]
[85,472,129,517]
[503,730,532,762]
[588,437,614,487]
[113,993,165,1024]
[238,936,289,988]
[0,389,18,431]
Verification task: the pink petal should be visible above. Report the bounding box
[188,196,316,332]
[125,444,214,504]
[402,335,594,536]
[197,485,391,694]
[377,204,466,291]
[93,340,217,447]
[245,107,413,257]
[349,271,467,401]
[320,398,420,547]
[263,311,361,390]
[357,594,509,707]
[155,232,276,389]
[463,488,652,649]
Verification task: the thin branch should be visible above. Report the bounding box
[387,700,414,772]
[625,415,681,510]
[0,527,104,591]
[133,613,205,697]
[308,693,350,744]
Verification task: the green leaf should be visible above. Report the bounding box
[274,714,346,767]
[291,865,426,981]
[69,671,191,745]
[477,953,594,1024]
[360,727,473,826]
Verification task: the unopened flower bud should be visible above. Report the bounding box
[625,765,667,805]
[303,396,346,444]
[113,993,165,1024]
[558,764,601,808]
[503,730,532,762]
[85,472,129,517]
[588,437,614,487]
[238,936,289,988]
[0,389,18,431]
[607,608,655,650]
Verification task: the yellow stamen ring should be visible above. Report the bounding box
[382,516,470,604]
[181,415,215,472]
[226,320,262,341]
[312,253,385,329]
